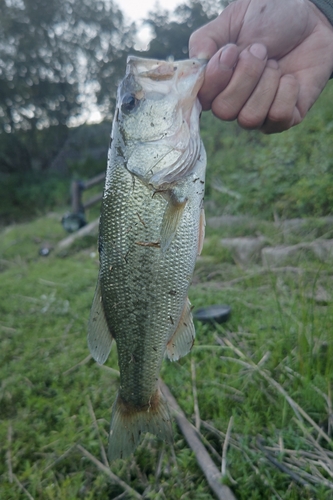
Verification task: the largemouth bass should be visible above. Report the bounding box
[88,56,206,461]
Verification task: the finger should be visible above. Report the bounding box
[211,43,268,121]
[237,59,281,130]
[261,74,301,134]
[198,44,239,111]
[189,0,251,59]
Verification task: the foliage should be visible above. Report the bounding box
[0,0,130,133]
[0,172,69,224]
[201,83,333,220]
[0,0,131,178]
[140,0,224,60]
[1,212,333,499]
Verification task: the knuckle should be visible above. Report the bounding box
[240,58,265,81]
[212,98,238,121]
[238,110,263,130]
[267,107,293,125]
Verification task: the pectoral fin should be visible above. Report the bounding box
[87,278,113,365]
[160,193,187,253]
[166,298,195,361]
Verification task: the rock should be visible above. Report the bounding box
[262,244,305,267]
[220,236,267,265]
[207,215,253,230]
[262,240,333,266]
[310,240,333,261]
[275,217,333,240]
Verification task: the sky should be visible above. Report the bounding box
[119,0,183,23]
[87,0,184,123]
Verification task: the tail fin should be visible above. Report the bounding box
[108,388,173,461]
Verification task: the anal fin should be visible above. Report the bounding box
[87,278,113,365]
[166,298,195,361]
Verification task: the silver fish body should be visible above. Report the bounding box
[88,56,206,461]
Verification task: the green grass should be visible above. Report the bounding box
[1,212,333,499]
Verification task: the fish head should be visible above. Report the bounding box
[115,56,206,187]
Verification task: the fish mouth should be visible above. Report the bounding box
[123,56,206,100]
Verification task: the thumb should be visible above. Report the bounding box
[189,1,251,59]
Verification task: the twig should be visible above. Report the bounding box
[219,336,333,446]
[77,444,143,499]
[160,380,237,500]
[191,357,201,431]
[42,443,78,473]
[96,364,120,376]
[62,354,92,375]
[6,423,13,483]
[86,396,109,467]
[12,474,34,500]
[155,443,165,481]
[221,416,234,477]
[256,439,313,490]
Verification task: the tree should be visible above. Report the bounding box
[0,0,132,134]
[141,0,227,61]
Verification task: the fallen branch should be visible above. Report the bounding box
[160,380,237,500]
[56,217,99,252]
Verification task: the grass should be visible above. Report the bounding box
[1,210,333,499]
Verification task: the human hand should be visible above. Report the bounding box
[189,0,333,133]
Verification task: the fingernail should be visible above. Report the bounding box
[219,44,238,69]
[249,43,267,60]
[193,50,210,60]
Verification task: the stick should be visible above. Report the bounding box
[160,380,237,500]
[221,416,233,477]
[191,358,201,431]
[86,396,109,467]
[62,354,92,376]
[219,337,333,446]
[77,445,142,499]
[42,443,78,473]
[56,217,99,251]
[256,439,313,490]
[12,474,34,500]
[6,423,13,483]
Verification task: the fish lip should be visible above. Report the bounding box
[126,55,206,82]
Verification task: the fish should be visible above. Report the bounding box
[87,55,206,461]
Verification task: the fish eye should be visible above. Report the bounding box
[121,93,139,114]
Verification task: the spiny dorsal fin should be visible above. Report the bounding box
[166,298,195,361]
[87,278,113,365]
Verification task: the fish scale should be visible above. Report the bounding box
[88,56,206,461]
